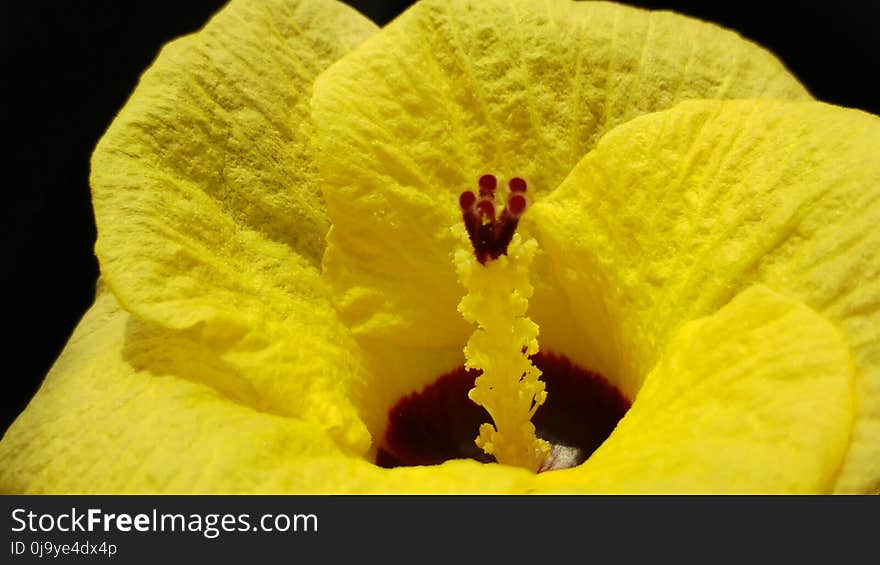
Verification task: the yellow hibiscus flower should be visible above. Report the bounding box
[1,0,878,493]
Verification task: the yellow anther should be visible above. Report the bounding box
[452,225,549,472]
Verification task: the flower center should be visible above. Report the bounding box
[375,353,631,472]
[373,174,631,473]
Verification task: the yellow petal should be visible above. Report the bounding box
[0,288,531,493]
[531,286,854,493]
[532,100,880,492]
[3,286,852,493]
[90,0,377,449]
[1,287,337,493]
[313,0,810,420]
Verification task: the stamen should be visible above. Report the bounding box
[453,232,549,471]
[452,174,549,472]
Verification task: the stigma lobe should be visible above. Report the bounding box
[459,175,529,264]
[478,174,497,197]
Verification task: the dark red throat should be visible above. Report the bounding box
[376,352,631,472]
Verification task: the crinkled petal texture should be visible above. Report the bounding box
[532,100,880,492]
[313,0,810,431]
[89,0,378,451]
[0,288,531,493]
[529,286,854,493]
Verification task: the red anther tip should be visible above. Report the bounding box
[478,174,497,196]
[507,194,527,217]
[508,177,527,193]
[459,190,477,210]
[476,199,495,219]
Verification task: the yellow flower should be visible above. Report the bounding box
[1,0,878,493]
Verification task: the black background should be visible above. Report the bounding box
[2,1,879,436]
